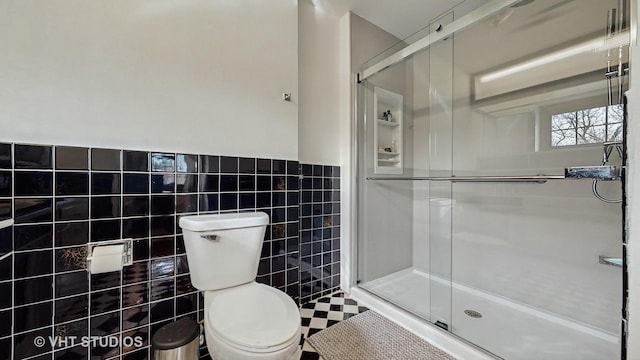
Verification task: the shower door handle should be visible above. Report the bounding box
[565,166,621,180]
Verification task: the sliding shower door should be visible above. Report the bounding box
[356,48,437,320]
[356,10,456,327]
[448,0,626,358]
[427,12,454,330]
[356,0,627,359]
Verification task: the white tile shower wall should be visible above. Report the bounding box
[447,51,622,333]
[0,143,342,360]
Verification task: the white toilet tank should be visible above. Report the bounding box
[179,212,269,291]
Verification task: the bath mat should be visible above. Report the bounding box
[306,310,456,360]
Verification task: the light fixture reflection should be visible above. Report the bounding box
[479,31,630,83]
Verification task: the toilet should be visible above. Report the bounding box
[179,212,302,360]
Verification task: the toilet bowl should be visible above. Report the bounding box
[204,282,301,360]
[179,212,302,360]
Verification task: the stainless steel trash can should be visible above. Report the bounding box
[152,317,200,360]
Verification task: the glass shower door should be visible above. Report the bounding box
[356,53,436,320]
[356,0,627,358]
[356,9,457,327]
[446,0,627,358]
[427,11,454,330]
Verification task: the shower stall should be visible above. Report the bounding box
[354,0,630,358]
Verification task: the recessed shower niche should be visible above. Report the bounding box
[373,87,403,174]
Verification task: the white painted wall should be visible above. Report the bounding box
[349,14,401,76]
[298,0,341,165]
[0,0,298,160]
[339,12,353,291]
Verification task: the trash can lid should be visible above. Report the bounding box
[152,317,200,350]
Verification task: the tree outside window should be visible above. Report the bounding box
[551,105,623,147]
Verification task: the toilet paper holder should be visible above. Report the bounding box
[86,239,133,271]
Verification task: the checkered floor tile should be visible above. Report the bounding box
[299,291,369,360]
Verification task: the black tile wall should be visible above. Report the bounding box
[0,144,12,169]
[0,142,342,360]
[253,159,301,308]
[55,146,89,171]
[15,144,52,169]
[299,164,341,304]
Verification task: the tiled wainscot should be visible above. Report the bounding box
[298,164,341,304]
[0,143,340,360]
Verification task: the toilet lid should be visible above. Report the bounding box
[208,283,300,351]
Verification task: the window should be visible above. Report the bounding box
[551,105,623,147]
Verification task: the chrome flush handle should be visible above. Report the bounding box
[201,234,219,241]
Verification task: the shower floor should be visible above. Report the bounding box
[361,268,432,319]
[360,267,619,360]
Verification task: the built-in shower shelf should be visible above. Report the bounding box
[374,87,403,175]
[377,119,400,127]
[378,151,399,156]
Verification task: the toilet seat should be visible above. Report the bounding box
[208,283,300,353]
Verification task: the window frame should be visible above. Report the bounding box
[538,95,621,151]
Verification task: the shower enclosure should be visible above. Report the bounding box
[355,0,630,358]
